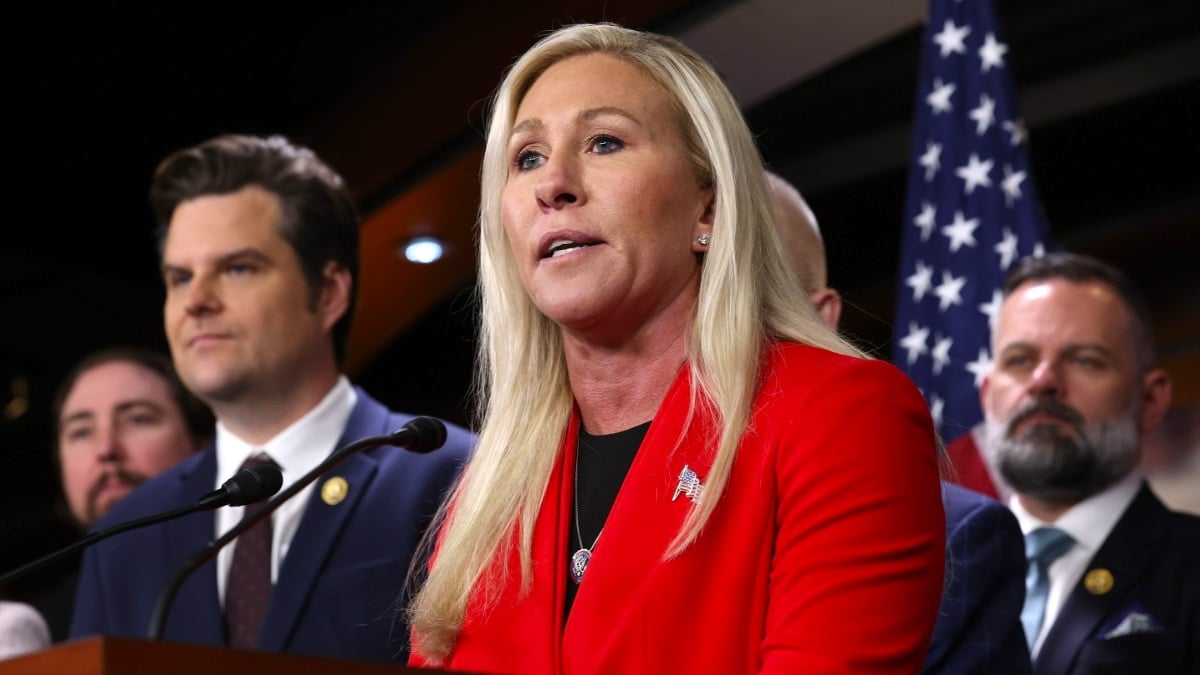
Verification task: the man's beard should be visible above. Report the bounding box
[82,468,148,528]
[983,395,1139,505]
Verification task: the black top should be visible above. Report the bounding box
[563,421,650,619]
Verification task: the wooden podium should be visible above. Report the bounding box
[0,637,464,675]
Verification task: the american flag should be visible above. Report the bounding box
[893,0,1051,442]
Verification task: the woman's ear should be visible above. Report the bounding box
[692,187,715,253]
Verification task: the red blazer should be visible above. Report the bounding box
[414,343,945,674]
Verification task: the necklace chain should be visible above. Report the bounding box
[570,436,601,583]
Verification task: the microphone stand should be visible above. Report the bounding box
[0,463,283,587]
[147,417,446,640]
[0,503,212,587]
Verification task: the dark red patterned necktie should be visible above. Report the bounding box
[224,454,277,648]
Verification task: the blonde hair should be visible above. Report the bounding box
[409,22,864,662]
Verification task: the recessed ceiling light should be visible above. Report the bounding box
[402,236,445,264]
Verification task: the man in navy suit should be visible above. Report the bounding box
[70,135,473,663]
[979,252,1200,674]
[768,172,1030,674]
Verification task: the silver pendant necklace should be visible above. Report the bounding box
[569,440,601,583]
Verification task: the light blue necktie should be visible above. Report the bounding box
[1021,526,1075,651]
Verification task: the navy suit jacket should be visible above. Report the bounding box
[69,389,472,664]
[1034,483,1200,675]
[923,482,1031,675]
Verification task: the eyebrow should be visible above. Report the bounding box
[510,106,642,138]
[999,341,1115,356]
[161,247,273,277]
[61,399,167,428]
[60,410,95,428]
[1064,343,1117,357]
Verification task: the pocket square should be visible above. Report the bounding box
[1098,601,1165,639]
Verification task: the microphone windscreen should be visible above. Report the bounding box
[225,463,284,506]
[395,416,447,453]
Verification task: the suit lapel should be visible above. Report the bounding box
[1034,484,1166,675]
[464,411,570,675]
[161,449,226,643]
[564,368,708,647]
[256,392,387,651]
[550,413,576,670]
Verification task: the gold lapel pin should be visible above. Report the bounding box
[1084,568,1114,595]
[321,476,349,506]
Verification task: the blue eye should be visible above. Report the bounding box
[516,150,544,172]
[591,135,623,154]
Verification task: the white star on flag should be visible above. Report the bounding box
[969,94,996,135]
[1001,164,1026,206]
[942,210,980,252]
[1002,118,1027,146]
[929,395,945,429]
[906,260,935,301]
[900,322,931,365]
[934,271,967,311]
[994,227,1018,268]
[914,201,937,241]
[919,141,942,181]
[932,19,971,58]
[978,33,1008,72]
[965,347,994,388]
[895,0,1052,441]
[927,78,956,114]
[931,334,954,375]
[978,289,1003,332]
[955,153,993,194]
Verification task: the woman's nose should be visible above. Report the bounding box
[535,154,585,210]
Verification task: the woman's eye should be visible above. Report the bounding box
[516,150,544,171]
[591,135,623,154]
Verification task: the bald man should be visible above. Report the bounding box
[765,172,841,329]
[768,171,1031,675]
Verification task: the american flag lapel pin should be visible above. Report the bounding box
[672,465,704,504]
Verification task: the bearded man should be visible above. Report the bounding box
[978,252,1200,675]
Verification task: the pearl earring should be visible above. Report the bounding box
[697,234,711,246]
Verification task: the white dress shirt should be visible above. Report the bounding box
[213,376,357,605]
[1010,470,1142,658]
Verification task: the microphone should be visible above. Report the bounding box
[382,414,447,454]
[197,462,285,509]
[0,462,284,587]
[147,416,449,640]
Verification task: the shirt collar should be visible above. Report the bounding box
[1010,469,1142,555]
[215,376,358,482]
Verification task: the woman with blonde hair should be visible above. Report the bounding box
[409,22,944,674]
